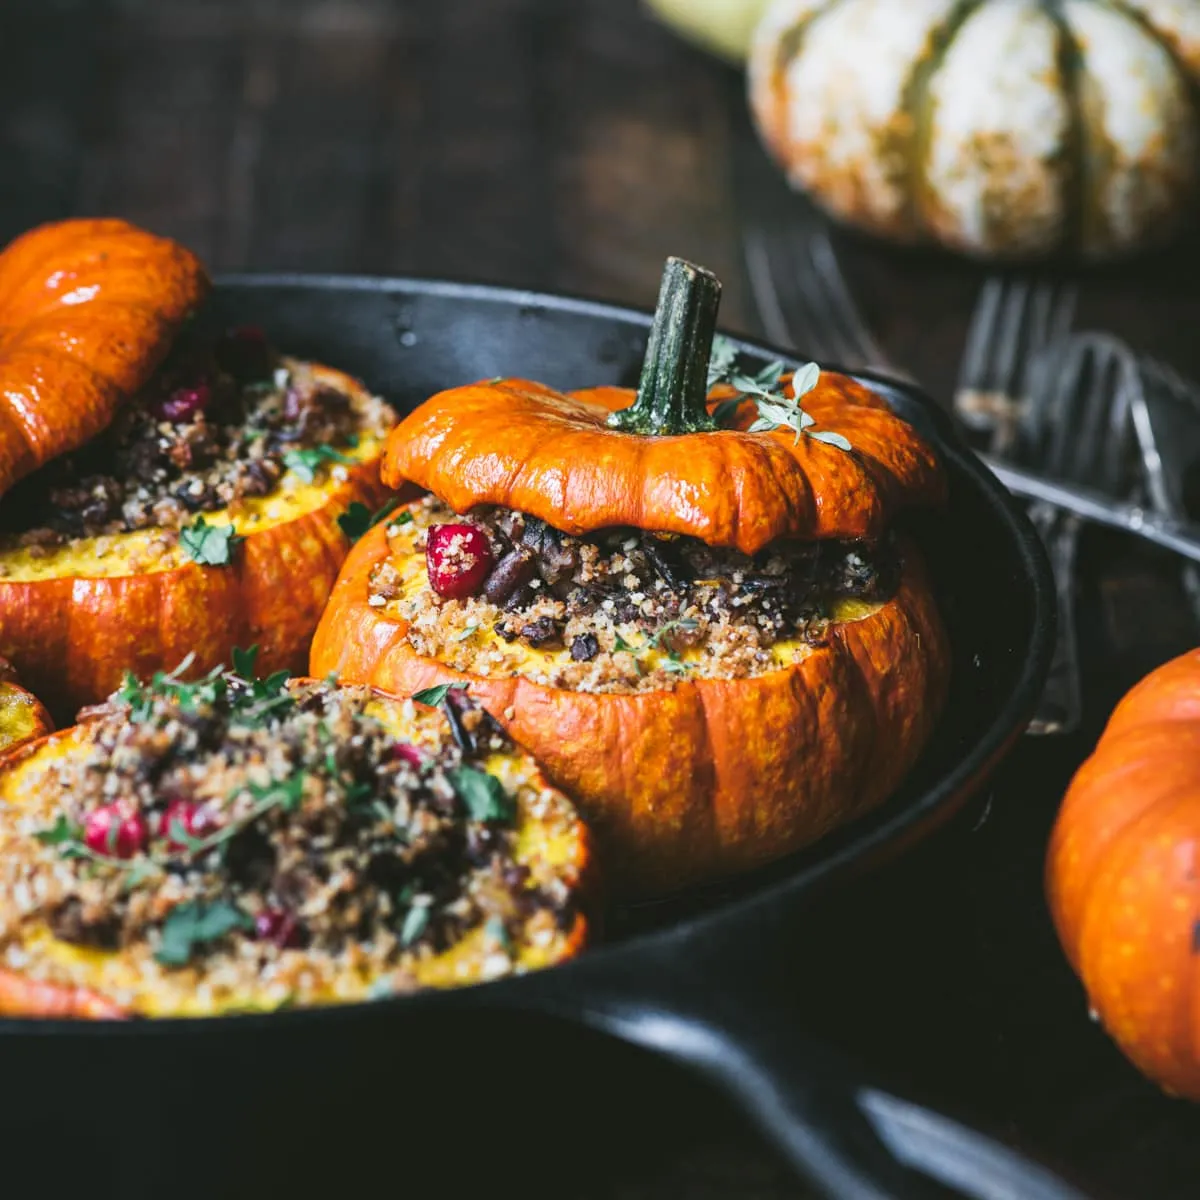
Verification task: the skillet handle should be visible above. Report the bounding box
[524,955,1093,1200]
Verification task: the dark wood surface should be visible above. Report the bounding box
[6,2,1200,1197]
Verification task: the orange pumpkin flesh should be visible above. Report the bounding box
[0,657,52,756]
[0,677,593,1018]
[1047,648,1200,1099]
[315,259,951,897]
[0,218,208,498]
[0,219,403,719]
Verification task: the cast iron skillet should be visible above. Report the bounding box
[0,277,1071,1200]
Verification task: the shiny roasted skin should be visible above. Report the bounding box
[0,218,208,498]
[312,508,950,897]
[0,684,593,1018]
[0,362,397,721]
[380,377,945,555]
[0,657,51,756]
[1047,648,1200,1099]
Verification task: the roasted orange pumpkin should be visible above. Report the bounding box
[312,258,951,896]
[0,219,398,719]
[1047,647,1200,1099]
[0,667,592,1017]
[0,657,51,756]
[0,218,208,498]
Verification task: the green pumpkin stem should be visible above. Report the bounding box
[608,257,721,436]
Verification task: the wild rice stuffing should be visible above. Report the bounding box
[0,326,393,547]
[371,496,899,694]
[0,661,579,1009]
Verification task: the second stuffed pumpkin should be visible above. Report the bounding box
[312,258,951,896]
[0,218,397,719]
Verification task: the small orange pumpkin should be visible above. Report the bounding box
[0,657,51,757]
[0,220,398,719]
[312,258,951,895]
[0,218,208,498]
[1047,647,1200,1099]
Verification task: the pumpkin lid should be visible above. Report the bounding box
[381,258,944,554]
[0,217,209,501]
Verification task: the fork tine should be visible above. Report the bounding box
[991,280,1032,399]
[743,227,797,351]
[806,232,887,367]
[955,276,1005,398]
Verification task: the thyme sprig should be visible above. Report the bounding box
[707,334,851,451]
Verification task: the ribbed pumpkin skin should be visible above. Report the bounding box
[0,363,397,722]
[748,0,1200,261]
[0,218,208,496]
[381,376,946,555]
[0,658,51,757]
[1047,648,1200,1099]
[311,515,951,897]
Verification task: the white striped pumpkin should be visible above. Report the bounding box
[747,0,1200,260]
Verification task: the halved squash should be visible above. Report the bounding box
[0,670,592,1017]
[0,657,51,757]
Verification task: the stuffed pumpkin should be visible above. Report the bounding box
[0,661,592,1017]
[0,218,397,719]
[1047,648,1200,1100]
[0,657,51,756]
[311,258,951,896]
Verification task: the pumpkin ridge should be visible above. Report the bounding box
[900,0,983,233]
[748,0,848,159]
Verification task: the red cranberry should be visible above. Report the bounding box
[215,325,272,381]
[158,799,220,850]
[255,908,301,949]
[153,381,210,423]
[426,523,494,599]
[84,803,148,859]
[389,742,425,768]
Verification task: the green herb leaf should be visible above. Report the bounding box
[181,517,243,566]
[283,443,357,483]
[34,815,83,847]
[706,342,848,452]
[399,901,431,948]
[454,624,479,642]
[484,916,511,949]
[231,644,259,679]
[390,510,414,527]
[338,498,402,542]
[249,773,307,814]
[155,900,253,967]
[449,766,515,823]
[807,430,853,451]
[412,682,469,707]
[707,334,739,389]
[613,633,635,653]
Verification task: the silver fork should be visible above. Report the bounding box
[742,220,907,377]
[1012,335,1138,735]
[954,277,1078,457]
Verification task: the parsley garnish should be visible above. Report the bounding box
[34,815,82,848]
[181,516,244,566]
[231,644,259,679]
[399,901,431,947]
[338,498,403,542]
[449,766,514,823]
[283,443,357,483]
[706,334,850,451]
[155,900,254,967]
[412,682,469,707]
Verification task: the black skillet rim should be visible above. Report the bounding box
[0,272,1057,1039]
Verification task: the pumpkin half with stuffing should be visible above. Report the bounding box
[311,257,951,897]
[1046,647,1200,1100]
[0,657,51,756]
[0,218,397,720]
[748,0,1200,262]
[0,661,592,1017]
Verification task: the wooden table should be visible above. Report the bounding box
[5,2,1200,1197]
